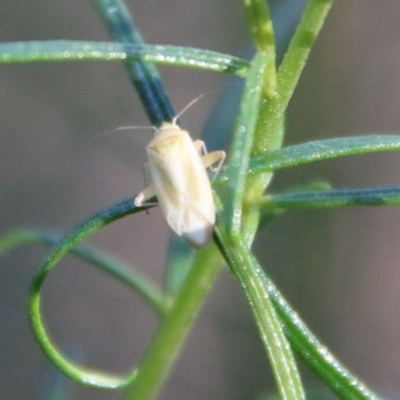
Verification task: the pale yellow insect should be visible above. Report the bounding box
[134,118,225,248]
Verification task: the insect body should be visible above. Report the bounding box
[134,121,225,248]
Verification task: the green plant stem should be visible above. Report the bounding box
[242,0,276,96]
[242,0,333,247]
[224,52,270,237]
[123,246,224,400]
[238,0,277,248]
[243,0,275,52]
[254,0,333,155]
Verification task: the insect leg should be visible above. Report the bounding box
[134,185,158,207]
[193,139,225,178]
[202,150,226,177]
[195,149,225,183]
[193,139,208,156]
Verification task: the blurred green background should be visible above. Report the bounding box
[1,1,400,399]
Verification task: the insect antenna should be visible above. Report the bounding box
[172,92,208,125]
[95,125,156,140]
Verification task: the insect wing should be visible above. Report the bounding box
[147,131,215,248]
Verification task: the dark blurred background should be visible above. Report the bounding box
[1,1,400,399]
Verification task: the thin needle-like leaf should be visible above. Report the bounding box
[0,41,249,76]
[223,53,270,236]
[214,135,400,185]
[92,0,175,125]
[215,227,305,400]
[263,186,400,209]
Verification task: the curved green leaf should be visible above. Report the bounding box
[28,198,152,389]
[0,229,168,317]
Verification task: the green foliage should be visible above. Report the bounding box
[1,0,397,399]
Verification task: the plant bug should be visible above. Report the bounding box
[134,117,225,249]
